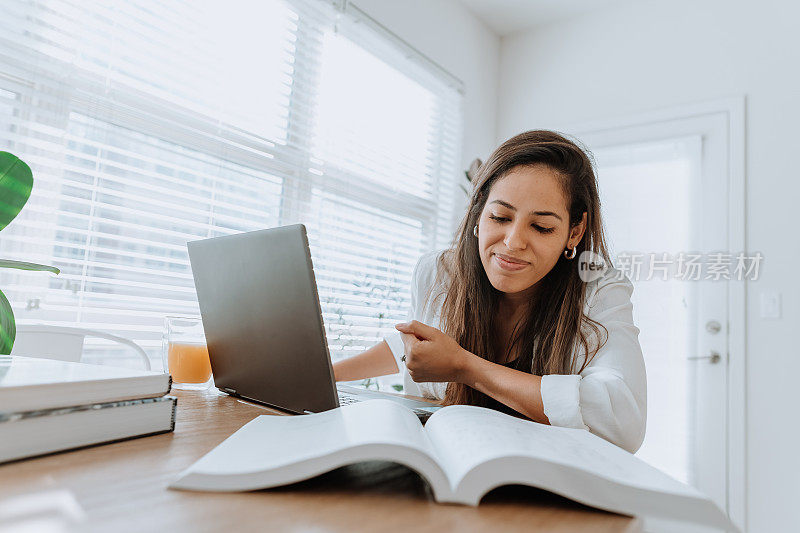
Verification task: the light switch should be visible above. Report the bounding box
[759,291,781,319]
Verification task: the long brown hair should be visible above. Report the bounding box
[433,130,612,408]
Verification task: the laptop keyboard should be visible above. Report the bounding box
[337,391,437,421]
[337,393,360,405]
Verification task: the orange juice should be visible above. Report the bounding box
[167,342,212,383]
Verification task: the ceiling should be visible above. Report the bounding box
[457,0,630,36]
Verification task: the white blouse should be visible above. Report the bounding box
[384,251,647,454]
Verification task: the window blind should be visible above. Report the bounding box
[0,0,463,389]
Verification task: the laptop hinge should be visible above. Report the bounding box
[220,387,237,396]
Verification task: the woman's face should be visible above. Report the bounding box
[477,164,586,299]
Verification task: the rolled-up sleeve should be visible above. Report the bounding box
[540,270,647,454]
[384,330,406,375]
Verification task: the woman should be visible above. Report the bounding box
[333,130,646,454]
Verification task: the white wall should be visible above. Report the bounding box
[497,1,799,531]
[353,0,500,222]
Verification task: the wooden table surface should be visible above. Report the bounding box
[0,389,642,533]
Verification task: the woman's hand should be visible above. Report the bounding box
[395,320,474,383]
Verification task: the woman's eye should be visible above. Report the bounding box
[490,215,554,234]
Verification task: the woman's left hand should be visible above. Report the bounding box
[395,320,473,383]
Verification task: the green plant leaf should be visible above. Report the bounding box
[0,289,15,355]
[0,152,34,232]
[0,260,60,275]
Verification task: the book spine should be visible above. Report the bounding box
[168,396,177,431]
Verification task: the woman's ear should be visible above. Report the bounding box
[568,212,588,248]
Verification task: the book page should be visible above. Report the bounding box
[424,405,697,497]
[184,399,436,476]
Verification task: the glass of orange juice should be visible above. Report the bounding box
[161,316,213,391]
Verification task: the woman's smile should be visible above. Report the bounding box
[492,252,530,271]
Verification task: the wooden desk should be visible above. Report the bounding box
[0,389,641,533]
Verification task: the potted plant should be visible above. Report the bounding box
[460,158,482,196]
[0,152,60,354]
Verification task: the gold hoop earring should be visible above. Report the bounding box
[564,247,577,260]
[473,225,479,238]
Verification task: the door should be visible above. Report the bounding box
[575,111,736,521]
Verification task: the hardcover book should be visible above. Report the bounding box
[1,396,177,463]
[0,355,171,412]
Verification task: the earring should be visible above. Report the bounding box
[473,225,479,237]
[564,247,577,260]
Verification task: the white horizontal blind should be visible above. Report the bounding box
[0,0,463,385]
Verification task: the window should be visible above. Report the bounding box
[0,0,463,391]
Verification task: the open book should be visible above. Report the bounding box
[170,399,735,531]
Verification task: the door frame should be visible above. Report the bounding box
[554,96,746,531]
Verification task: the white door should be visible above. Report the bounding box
[574,108,743,527]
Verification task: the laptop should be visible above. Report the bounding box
[187,224,440,421]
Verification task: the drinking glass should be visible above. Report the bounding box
[161,316,213,391]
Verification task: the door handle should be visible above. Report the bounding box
[688,351,722,364]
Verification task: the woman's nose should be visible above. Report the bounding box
[503,223,526,250]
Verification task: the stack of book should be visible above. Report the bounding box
[0,355,175,463]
